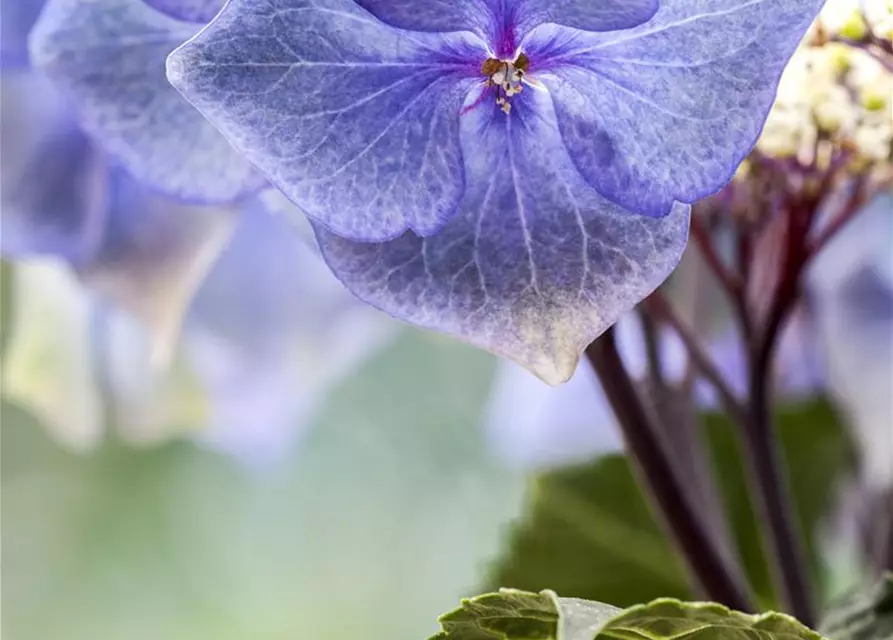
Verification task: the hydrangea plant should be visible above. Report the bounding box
[24,0,823,383]
[1,0,395,461]
[5,0,893,636]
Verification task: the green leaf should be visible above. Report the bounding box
[430,590,623,640]
[431,589,560,640]
[489,455,692,604]
[820,573,893,640]
[706,400,858,606]
[596,599,826,640]
[487,400,857,608]
[430,593,825,640]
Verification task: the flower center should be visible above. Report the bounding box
[481,52,529,114]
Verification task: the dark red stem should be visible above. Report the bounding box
[742,197,818,626]
[585,330,754,611]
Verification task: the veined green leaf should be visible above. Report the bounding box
[430,589,623,640]
[430,593,826,640]
[431,589,560,640]
[596,599,826,640]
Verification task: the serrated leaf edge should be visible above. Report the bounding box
[599,598,829,640]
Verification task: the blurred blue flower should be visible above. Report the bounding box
[4,202,397,464]
[1,0,250,346]
[809,192,893,489]
[160,0,825,383]
[1,67,240,357]
[26,0,264,202]
[1,0,397,462]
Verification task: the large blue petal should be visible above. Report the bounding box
[167,0,486,241]
[78,169,239,364]
[511,0,658,35]
[29,0,265,203]
[316,90,690,384]
[0,71,107,263]
[531,0,825,217]
[0,0,46,67]
[141,0,224,23]
[352,0,494,37]
[353,0,657,41]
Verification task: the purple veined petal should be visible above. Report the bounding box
[352,0,495,37]
[511,0,658,37]
[29,0,266,204]
[167,0,487,241]
[353,0,657,44]
[140,0,224,23]
[77,169,240,368]
[808,192,893,489]
[4,262,104,451]
[0,70,108,263]
[1,0,47,67]
[182,202,398,465]
[529,0,826,217]
[316,88,690,384]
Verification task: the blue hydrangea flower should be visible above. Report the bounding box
[3,203,397,463]
[27,0,265,202]
[164,0,826,383]
[1,59,241,352]
[1,0,396,460]
[808,192,893,489]
[2,0,252,339]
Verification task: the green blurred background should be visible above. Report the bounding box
[2,331,528,640]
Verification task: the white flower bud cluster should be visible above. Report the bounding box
[756,0,892,165]
[822,0,893,40]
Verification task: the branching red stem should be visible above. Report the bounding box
[644,293,748,425]
[743,197,817,626]
[585,330,754,611]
